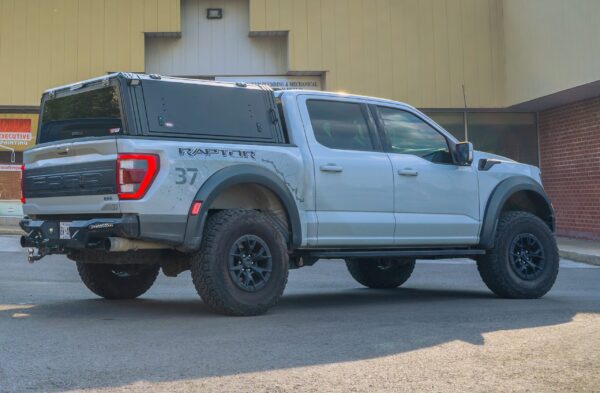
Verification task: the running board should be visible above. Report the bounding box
[301,248,486,260]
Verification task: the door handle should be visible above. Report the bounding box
[320,164,343,173]
[398,168,418,177]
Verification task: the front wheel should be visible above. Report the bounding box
[477,211,559,299]
[345,258,416,289]
[190,209,289,316]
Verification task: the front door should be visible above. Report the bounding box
[373,105,480,246]
[298,96,395,246]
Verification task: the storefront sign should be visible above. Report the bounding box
[0,114,38,151]
[215,75,322,91]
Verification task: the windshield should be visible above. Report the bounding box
[39,86,122,143]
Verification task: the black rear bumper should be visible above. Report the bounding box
[20,215,139,251]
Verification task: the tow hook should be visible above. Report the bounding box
[27,248,47,263]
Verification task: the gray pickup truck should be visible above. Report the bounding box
[20,73,558,315]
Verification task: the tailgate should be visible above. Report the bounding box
[22,139,120,215]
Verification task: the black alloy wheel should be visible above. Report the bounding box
[228,235,273,292]
[509,233,546,281]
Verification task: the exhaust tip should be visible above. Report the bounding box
[103,238,113,252]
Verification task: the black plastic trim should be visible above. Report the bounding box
[139,214,188,244]
[478,158,502,171]
[300,248,485,259]
[181,165,302,252]
[479,176,555,249]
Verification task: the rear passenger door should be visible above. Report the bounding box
[298,96,395,246]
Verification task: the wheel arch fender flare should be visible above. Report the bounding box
[181,164,302,252]
[479,176,555,250]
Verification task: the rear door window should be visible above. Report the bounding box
[39,86,122,143]
[306,100,374,151]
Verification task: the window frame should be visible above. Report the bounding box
[306,98,383,153]
[370,104,459,165]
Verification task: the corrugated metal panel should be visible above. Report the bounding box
[0,0,180,107]
[250,0,506,108]
[145,0,287,77]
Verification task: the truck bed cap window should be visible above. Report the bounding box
[142,80,279,142]
[39,86,122,143]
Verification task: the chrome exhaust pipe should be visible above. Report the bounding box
[103,237,171,252]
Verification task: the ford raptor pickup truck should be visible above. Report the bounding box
[20,73,558,315]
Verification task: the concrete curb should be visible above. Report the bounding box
[0,228,23,236]
[559,250,600,267]
[0,218,22,236]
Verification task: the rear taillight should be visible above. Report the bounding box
[116,154,159,200]
[20,164,25,204]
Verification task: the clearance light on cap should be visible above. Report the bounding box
[117,154,159,200]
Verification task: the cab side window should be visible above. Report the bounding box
[307,100,374,151]
[378,106,452,164]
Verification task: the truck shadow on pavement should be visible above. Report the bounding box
[1,262,599,392]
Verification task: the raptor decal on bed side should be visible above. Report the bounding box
[179,147,256,160]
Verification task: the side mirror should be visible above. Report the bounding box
[455,141,473,166]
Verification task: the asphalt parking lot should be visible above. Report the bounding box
[1,236,599,393]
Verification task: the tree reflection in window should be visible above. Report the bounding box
[43,86,120,122]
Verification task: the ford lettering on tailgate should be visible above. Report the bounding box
[23,161,117,198]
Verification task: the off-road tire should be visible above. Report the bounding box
[75,262,160,300]
[190,209,289,316]
[476,211,559,298]
[345,258,416,289]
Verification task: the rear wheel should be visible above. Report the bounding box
[476,211,559,298]
[345,258,416,289]
[76,262,160,299]
[190,209,289,316]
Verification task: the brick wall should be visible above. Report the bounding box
[0,171,21,200]
[539,96,600,240]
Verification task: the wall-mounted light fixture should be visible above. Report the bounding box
[207,8,223,19]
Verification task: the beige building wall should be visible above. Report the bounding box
[250,0,506,108]
[0,0,181,107]
[503,0,600,106]
[146,0,288,77]
[2,0,600,109]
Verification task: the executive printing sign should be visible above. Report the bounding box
[215,75,321,91]
[0,114,38,208]
[0,118,33,149]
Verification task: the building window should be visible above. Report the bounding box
[424,111,538,166]
[426,112,465,141]
[468,113,538,166]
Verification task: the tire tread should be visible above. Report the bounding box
[476,211,559,299]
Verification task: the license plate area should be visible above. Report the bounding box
[59,222,72,239]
